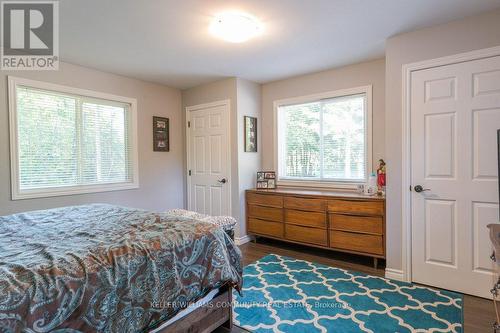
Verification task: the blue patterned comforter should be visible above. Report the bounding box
[0,204,242,332]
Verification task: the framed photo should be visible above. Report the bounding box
[256,171,276,189]
[153,116,169,152]
[244,116,257,152]
[264,172,275,179]
[257,181,268,189]
[257,171,265,181]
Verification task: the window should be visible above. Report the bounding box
[276,86,371,186]
[8,77,138,199]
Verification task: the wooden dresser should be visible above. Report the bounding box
[246,188,386,267]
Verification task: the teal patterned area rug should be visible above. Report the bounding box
[233,254,463,333]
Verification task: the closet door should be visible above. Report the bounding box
[411,55,500,298]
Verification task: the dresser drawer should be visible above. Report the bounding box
[329,231,384,255]
[248,205,283,222]
[248,218,283,238]
[328,199,384,216]
[285,209,326,228]
[284,196,326,212]
[285,225,327,246]
[247,192,283,208]
[329,214,383,235]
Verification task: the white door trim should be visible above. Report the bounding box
[398,45,500,283]
[185,99,231,215]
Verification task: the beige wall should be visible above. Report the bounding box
[261,58,386,171]
[385,9,500,271]
[0,62,183,215]
[236,78,262,238]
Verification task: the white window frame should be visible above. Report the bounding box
[8,76,139,200]
[273,85,372,189]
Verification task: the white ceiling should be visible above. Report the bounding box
[60,0,500,89]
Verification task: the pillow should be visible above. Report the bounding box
[166,209,237,231]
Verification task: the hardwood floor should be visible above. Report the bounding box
[241,237,385,275]
[238,237,495,333]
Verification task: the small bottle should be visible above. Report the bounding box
[365,172,377,195]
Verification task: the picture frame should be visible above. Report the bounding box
[257,181,268,189]
[264,172,275,179]
[256,171,276,189]
[244,116,257,152]
[153,116,169,152]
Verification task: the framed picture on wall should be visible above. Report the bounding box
[244,116,257,152]
[153,116,169,152]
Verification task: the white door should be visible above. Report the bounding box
[187,101,231,216]
[411,55,500,298]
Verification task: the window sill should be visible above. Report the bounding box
[276,180,363,191]
[11,182,139,200]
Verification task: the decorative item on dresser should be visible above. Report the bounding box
[256,171,276,189]
[246,188,385,268]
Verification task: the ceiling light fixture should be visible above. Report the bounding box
[210,12,262,43]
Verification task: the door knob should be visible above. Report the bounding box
[414,185,430,193]
[218,178,227,184]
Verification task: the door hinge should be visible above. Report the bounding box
[188,170,192,176]
[187,121,191,128]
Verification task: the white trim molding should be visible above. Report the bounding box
[385,268,405,281]
[8,76,139,200]
[400,45,500,283]
[235,235,252,246]
[273,85,373,189]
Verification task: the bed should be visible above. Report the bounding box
[0,204,242,332]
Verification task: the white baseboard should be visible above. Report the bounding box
[385,268,405,281]
[235,235,252,245]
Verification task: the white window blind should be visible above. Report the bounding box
[278,92,368,183]
[9,77,138,199]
